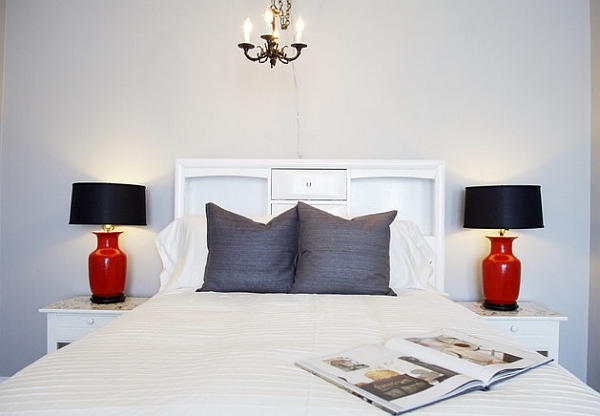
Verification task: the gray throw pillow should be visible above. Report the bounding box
[197,203,298,293]
[290,202,397,295]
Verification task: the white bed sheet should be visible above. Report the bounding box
[0,289,599,415]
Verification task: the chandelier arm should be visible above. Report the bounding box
[257,55,269,64]
[238,43,268,62]
[279,43,307,64]
[275,46,292,65]
[253,45,270,64]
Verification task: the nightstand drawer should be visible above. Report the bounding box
[52,313,116,329]
[491,320,560,359]
[46,313,119,350]
[272,169,347,200]
[491,320,557,337]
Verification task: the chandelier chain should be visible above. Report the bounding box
[272,0,292,30]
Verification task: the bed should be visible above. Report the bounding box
[0,158,598,415]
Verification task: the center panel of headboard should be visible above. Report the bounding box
[271,168,348,216]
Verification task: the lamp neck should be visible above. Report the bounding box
[486,235,517,254]
[93,231,123,249]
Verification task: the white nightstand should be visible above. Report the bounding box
[40,296,149,352]
[458,301,567,362]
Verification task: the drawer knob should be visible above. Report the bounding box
[87,318,95,325]
[510,325,518,332]
[305,181,312,188]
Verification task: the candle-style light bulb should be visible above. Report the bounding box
[243,18,252,43]
[264,8,274,34]
[264,8,274,23]
[295,16,304,43]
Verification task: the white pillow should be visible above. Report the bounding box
[155,216,207,292]
[156,216,435,292]
[389,220,434,291]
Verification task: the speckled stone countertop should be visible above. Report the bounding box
[458,301,567,319]
[40,296,149,313]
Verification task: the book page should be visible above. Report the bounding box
[384,330,551,385]
[297,344,482,414]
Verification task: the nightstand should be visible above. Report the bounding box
[40,296,149,352]
[458,301,567,362]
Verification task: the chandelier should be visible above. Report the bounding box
[238,0,307,68]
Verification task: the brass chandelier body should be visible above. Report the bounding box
[238,0,307,68]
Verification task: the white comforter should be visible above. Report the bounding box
[0,289,599,415]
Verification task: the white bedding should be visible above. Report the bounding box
[1,289,599,415]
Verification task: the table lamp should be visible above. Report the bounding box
[463,185,544,311]
[69,182,147,304]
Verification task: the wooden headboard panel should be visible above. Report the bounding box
[174,159,445,291]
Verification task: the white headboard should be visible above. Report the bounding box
[174,159,445,291]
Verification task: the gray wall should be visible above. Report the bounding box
[0,0,5,381]
[0,1,593,384]
[589,0,600,392]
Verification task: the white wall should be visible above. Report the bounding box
[0,0,592,383]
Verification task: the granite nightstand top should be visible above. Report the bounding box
[457,301,567,320]
[40,296,149,313]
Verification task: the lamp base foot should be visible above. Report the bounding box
[482,300,519,311]
[90,294,126,304]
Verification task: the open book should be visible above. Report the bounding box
[296,329,552,415]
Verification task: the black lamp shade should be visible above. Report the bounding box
[70,183,147,226]
[463,185,543,230]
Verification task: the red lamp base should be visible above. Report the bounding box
[482,236,521,311]
[88,231,127,304]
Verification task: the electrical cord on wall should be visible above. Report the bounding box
[290,12,303,159]
[291,61,303,159]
